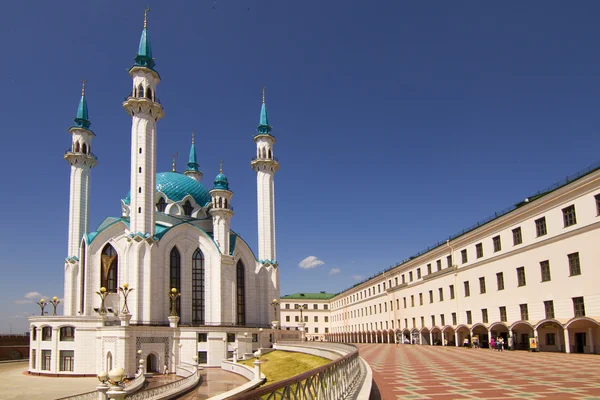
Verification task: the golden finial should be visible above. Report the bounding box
[172,152,178,172]
[262,85,266,103]
[81,79,87,96]
[220,160,224,174]
[144,7,150,29]
[191,129,196,145]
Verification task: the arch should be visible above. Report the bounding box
[441,325,455,333]
[510,320,535,331]
[101,243,118,292]
[268,149,272,159]
[138,84,144,98]
[218,198,223,208]
[419,326,430,334]
[430,326,442,333]
[82,143,87,154]
[183,200,193,216]
[146,87,153,100]
[224,199,228,209]
[192,248,205,324]
[156,197,167,212]
[236,260,246,325]
[146,353,159,373]
[470,323,488,333]
[74,141,80,152]
[564,316,600,329]
[456,324,470,332]
[534,318,565,331]
[170,247,181,316]
[489,321,509,331]
[106,352,113,372]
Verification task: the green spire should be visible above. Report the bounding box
[187,131,199,172]
[213,161,230,190]
[74,80,91,129]
[257,86,272,135]
[133,8,155,70]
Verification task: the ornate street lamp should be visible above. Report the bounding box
[95,287,109,315]
[49,297,60,316]
[118,283,134,314]
[36,299,48,316]
[169,288,181,317]
[269,298,280,330]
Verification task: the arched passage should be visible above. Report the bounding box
[510,321,534,350]
[535,320,565,353]
[420,327,430,345]
[564,317,600,354]
[442,326,455,346]
[146,353,159,373]
[430,327,442,345]
[471,324,489,348]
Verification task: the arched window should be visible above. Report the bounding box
[268,149,272,159]
[170,247,181,316]
[236,260,246,325]
[101,244,118,292]
[218,198,222,208]
[74,142,80,152]
[106,352,113,372]
[138,84,144,98]
[146,87,153,100]
[156,197,167,212]
[224,199,228,209]
[183,201,193,216]
[192,248,205,324]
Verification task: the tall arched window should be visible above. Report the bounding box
[146,87,153,100]
[101,244,118,292]
[156,197,167,212]
[192,248,205,324]
[106,352,113,372]
[183,201,193,216]
[82,143,87,154]
[236,260,246,325]
[170,247,181,316]
[138,84,144,98]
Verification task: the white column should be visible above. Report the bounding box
[588,328,594,354]
[564,329,571,354]
[454,332,459,347]
[429,332,433,345]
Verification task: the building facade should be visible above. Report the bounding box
[29,14,281,376]
[280,293,335,341]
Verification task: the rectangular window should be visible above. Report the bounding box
[449,285,455,300]
[476,243,483,258]
[395,277,398,286]
[401,275,405,284]
[499,306,507,322]
[324,304,328,310]
[197,351,208,364]
[482,309,488,324]
[568,252,581,276]
[452,312,457,325]
[227,333,236,342]
[520,303,529,320]
[285,304,290,309]
[420,316,425,327]
[295,316,299,322]
[440,314,445,326]
[404,318,408,329]
[325,327,329,333]
[419,293,423,306]
[573,297,585,317]
[546,333,556,346]
[517,267,527,287]
[384,302,387,312]
[493,235,502,252]
[325,316,329,322]
[314,327,319,333]
[461,249,467,264]
[429,290,433,303]
[427,264,432,275]
[378,284,381,293]
[382,283,386,291]
[447,255,453,268]
[417,268,421,279]
[464,281,470,297]
[304,316,308,322]
[439,288,444,301]
[314,316,318,322]
[60,327,75,341]
[403,297,407,308]
[412,318,416,328]
[595,194,600,215]
[252,333,258,342]
[41,350,51,371]
[197,333,207,342]
[479,277,486,294]
[294,304,300,309]
[431,315,436,326]
[31,349,36,369]
[535,217,547,237]
[286,316,290,322]
[466,311,472,325]
[313,304,318,310]
[540,260,551,282]
[409,271,413,282]
[512,227,522,245]
[411,295,414,307]
[562,205,577,227]
[544,300,554,319]
[436,260,442,271]
[42,327,52,341]
[497,272,504,290]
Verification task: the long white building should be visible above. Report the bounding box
[286,165,600,354]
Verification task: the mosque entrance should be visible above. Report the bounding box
[146,354,158,373]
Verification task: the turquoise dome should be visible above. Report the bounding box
[213,173,229,190]
[123,172,211,206]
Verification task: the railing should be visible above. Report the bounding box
[128,321,272,328]
[55,390,97,400]
[64,149,98,160]
[338,160,600,295]
[126,364,200,400]
[226,344,363,400]
[55,370,146,400]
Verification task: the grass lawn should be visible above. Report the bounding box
[238,350,330,386]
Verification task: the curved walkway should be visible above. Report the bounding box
[177,368,248,399]
[358,343,600,399]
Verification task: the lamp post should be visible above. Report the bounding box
[95,287,109,315]
[118,283,134,314]
[36,299,48,316]
[49,297,60,316]
[106,367,127,400]
[96,370,110,400]
[269,298,279,330]
[298,305,307,341]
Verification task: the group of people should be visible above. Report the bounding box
[489,336,505,351]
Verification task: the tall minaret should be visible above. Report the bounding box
[251,87,279,265]
[65,81,98,257]
[184,131,203,182]
[64,81,98,315]
[209,163,234,255]
[123,9,164,236]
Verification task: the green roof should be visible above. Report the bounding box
[281,292,336,300]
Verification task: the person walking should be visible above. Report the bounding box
[490,337,496,350]
[498,337,504,352]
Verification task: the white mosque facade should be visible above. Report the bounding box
[28,17,282,376]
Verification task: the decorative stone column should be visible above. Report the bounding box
[588,328,594,354]
[454,332,459,347]
[564,329,571,354]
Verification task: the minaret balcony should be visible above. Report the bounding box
[122,96,164,120]
[251,157,279,173]
[64,149,98,167]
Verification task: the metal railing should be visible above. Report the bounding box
[126,365,200,400]
[55,390,97,400]
[128,321,272,328]
[226,344,362,400]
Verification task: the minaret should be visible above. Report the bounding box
[65,81,98,257]
[123,9,164,237]
[184,131,203,182]
[209,163,234,255]
[64,81,98,315]
[250,87,279,265]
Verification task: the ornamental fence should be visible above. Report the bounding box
[126,364,200,400]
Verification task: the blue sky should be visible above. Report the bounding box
[0,1,599,333]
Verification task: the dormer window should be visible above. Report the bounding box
[156,197,167,212]
[183,200,193,216]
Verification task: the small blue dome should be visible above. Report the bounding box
[213,173,229,190]
[123,172,211,206]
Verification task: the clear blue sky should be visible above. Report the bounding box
[1,1,598,333]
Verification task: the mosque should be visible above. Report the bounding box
[28,13,281,376]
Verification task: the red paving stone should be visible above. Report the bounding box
[357,343,600,399]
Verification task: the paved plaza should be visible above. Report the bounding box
[358,343,600,399]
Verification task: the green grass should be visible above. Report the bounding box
[238,350,330,386]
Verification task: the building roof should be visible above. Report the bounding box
[123,171,211,207]
[281,292,336,300]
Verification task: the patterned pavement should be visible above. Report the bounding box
[357,343,600,399]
